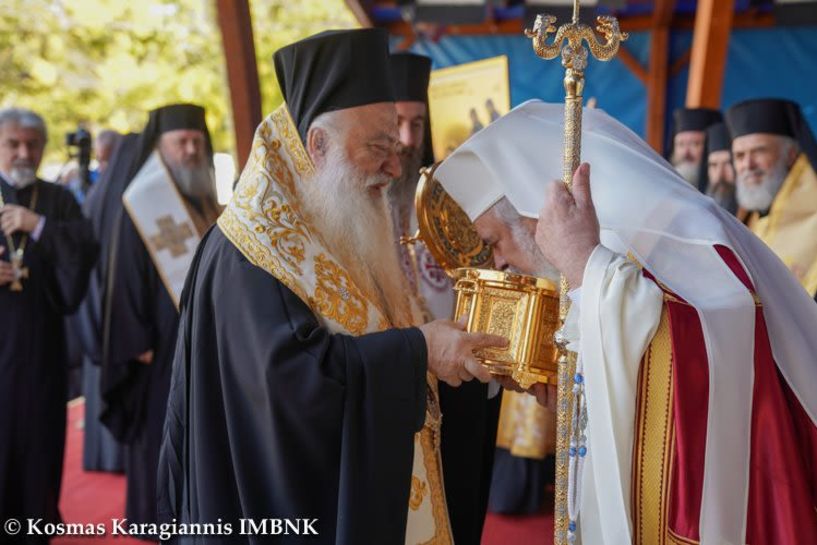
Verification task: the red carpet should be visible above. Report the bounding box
[54,400,143,545]
[481,484,553,545]
[482,511,553,545]
[54,400,549,544]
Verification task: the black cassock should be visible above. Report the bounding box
[0,179,97,539]
[68,136,138,473]
[438,383,501,544]
[158,227,428,544]
[488,449,551,515]
[101,210,181,527]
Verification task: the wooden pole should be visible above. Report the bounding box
[646,0,676,154]
[215,0,262,170]
[686,0,735,108]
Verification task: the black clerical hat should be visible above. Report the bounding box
[725,98,801,139]
[673,108,723,134]
[273,29,395,142]
[130,103,213,180]
[389,53,432,103]
[389,52,435,164]
[151,103,209,135]
[726,98,817,169]
[706,123,731,155]
[696,122,732,196]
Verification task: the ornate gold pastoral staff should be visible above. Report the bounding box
[524,2,627,543]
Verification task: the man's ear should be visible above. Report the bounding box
[306,127,328,167]
[787,143,800,169]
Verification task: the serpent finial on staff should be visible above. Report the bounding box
[525,14,628,67]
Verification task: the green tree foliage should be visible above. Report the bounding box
[0,0,357,166]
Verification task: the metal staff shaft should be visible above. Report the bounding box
[525,4,627,543]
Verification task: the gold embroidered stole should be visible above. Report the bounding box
[749,154,817,295]
[217,104,451,545]
[631,304,682,545]
[123,151,209,308]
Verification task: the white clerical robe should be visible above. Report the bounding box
[567,243,817,545]
[566,245,663,544]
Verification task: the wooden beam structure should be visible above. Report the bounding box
[617,9,770,32]
[377,7,772,39]
[670,47,692,78]
[646,0,676,154]
[686,0,736,108]
[345,2,775,154]
[216,0,262,170]
[617,45,648,85]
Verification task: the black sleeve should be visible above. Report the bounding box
[31,187,98,313]
[158,230,427,544]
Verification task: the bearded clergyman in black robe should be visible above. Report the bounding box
[100,104,221,532]
[158,29,507,544]
[0,107,97,543]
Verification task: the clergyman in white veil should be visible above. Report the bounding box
[435,100,817,545]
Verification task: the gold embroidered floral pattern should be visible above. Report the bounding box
[259,189,310,274]
[272,106,315,178]
[261,136,298,198]
[217,208,310,305]
[409,476,427,511]
[417,424,453,545]
[313,253,369,335]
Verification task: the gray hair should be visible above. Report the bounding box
[0,107,48,142]
[309,110,345,138]
[488,196,561,280]
[490,196,523,226]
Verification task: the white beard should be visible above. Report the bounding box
[8,165,37,188]
[736,159,789,212]
[165,157,216,200]
[298,146,413,326]
[510,221,561,281]
[674,160,700,186]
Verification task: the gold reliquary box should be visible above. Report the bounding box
[409,164,560,388]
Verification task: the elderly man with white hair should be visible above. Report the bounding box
[0,107,97,541]
[725,98,817,300]
[436,100,817,545]
[158,29,506,545]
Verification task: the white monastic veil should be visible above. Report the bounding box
[436,100,817,545]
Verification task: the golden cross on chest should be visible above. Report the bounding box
[9,249,28,292]
[150,215,195,258]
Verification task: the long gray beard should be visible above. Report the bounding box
[388,148,424,233]
[674,160,700,187]
[167,160,216,200]
[736,160,789,211]
[8,165,37,188]
[706,181,738,214]
[298,147,413,325]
